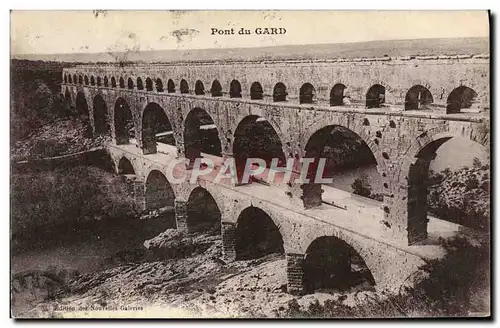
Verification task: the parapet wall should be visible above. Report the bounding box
[62,54,490,110]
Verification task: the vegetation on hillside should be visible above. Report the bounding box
[277,237,489,318]
[428,159,490,231]
[11,166,136,253]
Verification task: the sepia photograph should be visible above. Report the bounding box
[9,10,491,319]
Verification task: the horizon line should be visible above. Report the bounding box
[10,35,489,58]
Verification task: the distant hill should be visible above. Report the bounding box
[12,37,489,64]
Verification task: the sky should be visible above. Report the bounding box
[10,10,490,55]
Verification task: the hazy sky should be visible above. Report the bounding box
[11,10,489,55]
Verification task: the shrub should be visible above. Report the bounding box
[351,173,372,198]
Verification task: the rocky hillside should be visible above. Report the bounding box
[428,160,490,231]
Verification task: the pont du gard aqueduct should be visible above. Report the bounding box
[60,39,490,295]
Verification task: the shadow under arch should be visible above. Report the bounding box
[405,85,433,110]
[299,83,316,104]
[141,102,175,155]
[118,156,136,175]
[76,91,92,137]
[93,94,110,136]
[233,115,286,183]
[446,86,478,114]
[301,125,379,209]
[330,83,347,106]
[250,82,263,100]
[145,170,175,211]
[184,107,222,167]
[303,236,375,294]
[234,206,284,261]
[186,187,221,233]
[366,84,385,108]
[114,97,134,144]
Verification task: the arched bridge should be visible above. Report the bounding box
[61,50,489,295]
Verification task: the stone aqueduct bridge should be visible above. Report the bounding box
[61,53,489,294]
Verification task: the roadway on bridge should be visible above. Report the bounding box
[110,140,484,261]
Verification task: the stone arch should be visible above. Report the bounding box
[90,76,95,86]
[398,127,489,244]
[156,78,164,92]
[103,76,108,87]
[84,75,89,85]
[127,77,134,89]
[145,77,153,91]
[330,83,347,106]
[167,79,175,93]
[230,80,242,98]
[78,75,83,84]
[145,169,176,211]
[118,156,136,175]
[73,74,77,84]
[180,79,189,94]
[303,236,375,294]
[92,94,110,136]
[184,107,223,166]
[97,76,102,86]
[405,85,433,110]
[76,91,89,116]
[111,76,116,88]
[299,83,316,104]
[76,91,91,135]
[119,77,125,88]
[250,82,263,100]
[186,186,221,233]
[446,86,478,114]
[234,206,285,260]
[63,87,72,113]
[141,102,176,154]
[233,115,286,183]
[63,75,67,83]
[211,80,222,97]
[137,77,144,90]
[366,84,386,108]
[195,80,205,95]
[301,124,380,209]
[68,74,72,84]
[273,82,287,102]
[114,97,134,145]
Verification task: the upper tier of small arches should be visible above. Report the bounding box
[63,73,483,113]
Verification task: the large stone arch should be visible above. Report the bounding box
[446,85,479,114]
[301,118,386,172]
[140,102,176,154]
[116,155,139,175]
[229,109,288,155]
[232,114,287,183]
[114,97,135,145]
[233,205,285,260]
[399,124,490,182]
[294,225,387,291]
[75,91,89,116]
[394,124,490,244]
[144,168,176,211]
[63,87,72,112]
[186,186,222,233]
[183,107,223,167]
[404,84,434,110]
[179,100,229,154]
[299,122,383,208]
[92,94,110,136]
[302,235,376,294]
